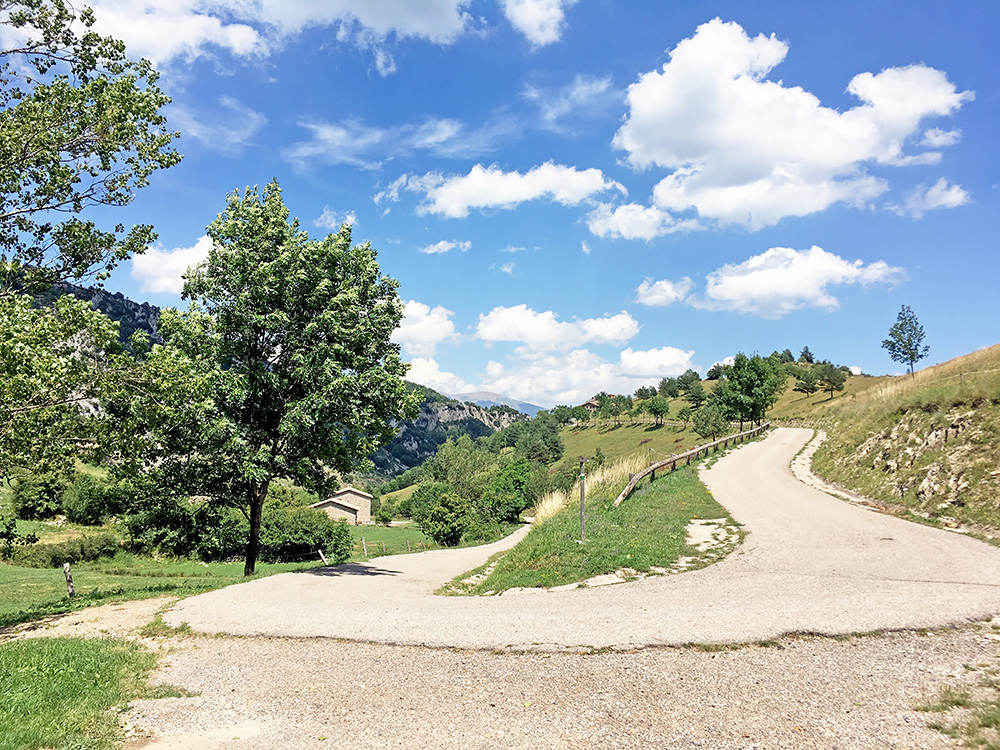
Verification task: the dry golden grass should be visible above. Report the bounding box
[532,454,648,522]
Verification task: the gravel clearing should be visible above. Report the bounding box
[124,625,1000,749]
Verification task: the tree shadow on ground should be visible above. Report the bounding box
[298,563,402,578]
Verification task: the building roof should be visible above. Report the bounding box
[309,486,372,513]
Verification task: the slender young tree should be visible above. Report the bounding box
[882,305,930,376]
[103,182,417,575]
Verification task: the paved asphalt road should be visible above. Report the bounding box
[165,428,1000,650]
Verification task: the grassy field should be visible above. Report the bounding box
[0,637,170,750]
[453,457,735,594]
[767,372,891,421]
[560,419,704,467]
[0,556,319,630]
[348,522,435,558]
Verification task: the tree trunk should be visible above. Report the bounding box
[244,480,270,576]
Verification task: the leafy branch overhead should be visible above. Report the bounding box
[0,0,180,293]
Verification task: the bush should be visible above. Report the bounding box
[374,507,394,526]
[63,474,111,525]
[11,473,67,520]
[6,532,119,568]
[407,482,450,524]
[420,492,470,547]
[258,506,351,563]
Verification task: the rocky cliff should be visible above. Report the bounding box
[369,384,527,476]
[35,281,161,347]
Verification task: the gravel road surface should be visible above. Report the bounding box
[164,428,1000,650]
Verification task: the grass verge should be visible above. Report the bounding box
[460,462,734,593]
[0,555,316,631]
[0,637,157,750]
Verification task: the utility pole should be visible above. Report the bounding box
[579,456,587,543]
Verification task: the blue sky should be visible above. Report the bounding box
[81,0,997,408]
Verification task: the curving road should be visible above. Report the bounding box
[164,428,1000,649]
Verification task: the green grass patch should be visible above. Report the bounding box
[465,465,732,593]
[0,555,316,630]
[0,637,156,750]
[559,419,703,467]
[348,522,434,559]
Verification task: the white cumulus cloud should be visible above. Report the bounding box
[897,178,970,218]
[406,357,473,394]
[476,305,638,352]
[314,207,357,229]
[694,246,905,318]
[131,235,213,294]
[500,0,577,46]
[413,162,625,218]
[421,240,471,255]
[635,277,694,307]
[392,301,459,357]
[81,0,474,72]
[612,18,973,229]
[587,202,697,240]
[617,347,696,378]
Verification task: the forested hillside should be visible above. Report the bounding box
[369,383,526,476]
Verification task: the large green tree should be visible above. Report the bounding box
[0,1,177,529]
[712,353,784,428]
[0,0,179,293]
[881,304,929,376]
[102,182,417,575]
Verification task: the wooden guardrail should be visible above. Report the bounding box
[612,422,771,507]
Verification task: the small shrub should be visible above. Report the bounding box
[259,506,350,563]
[374,507,394,526]
[7,532,119,567]
[63,474,110,525]
[12,472,67,520]
[421,492,470,547]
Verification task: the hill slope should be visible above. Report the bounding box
[803,345,1000,534]
[369,384,526,476]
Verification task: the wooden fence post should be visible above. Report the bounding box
[63,562,75,598]
[381,541,386,554]
[362,537,368,557]
[318,550,328,565]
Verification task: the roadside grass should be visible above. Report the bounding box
[807,344,1000,531]
[463,462,732,593]
[0,637,157,750]
[0,555,316,630]
[917,662,1000,746]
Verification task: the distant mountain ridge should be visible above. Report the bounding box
[449,390,544,417]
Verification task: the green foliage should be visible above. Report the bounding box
[693,403,728,440]
[0,0,180,294]
[374,507,393,526]
[0,637,158,750]
[646,394,670,425]
[421,492,471,547]
[815,361,847,399]
[882,304,930,376]
[11,472,67,520]
[480,457,531,524]
[634,385,657,400]
[793,367,820,395]
[0,515,37,556]
[0,294,120,482]
[676,405,693,425]
[99,181,416,574]
[711,353,784,426]
[799,346,815,363]
[260,509,352,564]
[658,376,680,398]
[62,473,116,525]
[406,482,450,523]
[4,532,119,568]
[679,372,707,408]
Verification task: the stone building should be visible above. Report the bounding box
[309,486,373,525]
